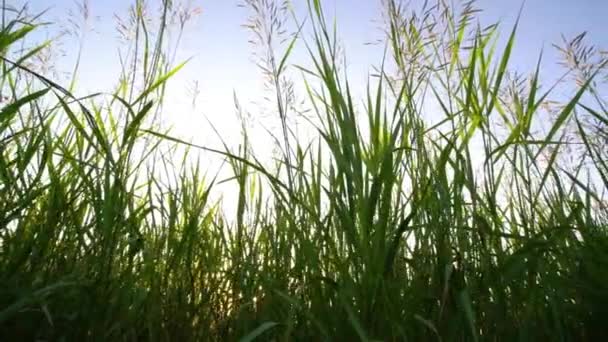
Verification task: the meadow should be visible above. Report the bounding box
[1,0,607,340]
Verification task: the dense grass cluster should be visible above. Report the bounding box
[1,0,608,340]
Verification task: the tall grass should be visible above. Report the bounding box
[1,0,607,340]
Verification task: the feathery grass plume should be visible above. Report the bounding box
[241,0,300,191]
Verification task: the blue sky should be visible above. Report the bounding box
[24,0,608,148]
[18,0,606,211]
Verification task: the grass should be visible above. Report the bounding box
[1,0,608,340]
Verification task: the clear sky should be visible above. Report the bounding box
[16,0,607,212]
[24,0,608,141]
[18,0,608,163]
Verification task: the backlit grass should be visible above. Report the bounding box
[1,0,607,340]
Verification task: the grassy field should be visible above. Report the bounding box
[1,0,607,340]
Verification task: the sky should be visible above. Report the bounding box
[15,0,607,180]
[14,0,608,213]
[23,0,608,142]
